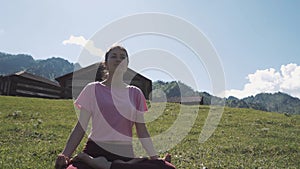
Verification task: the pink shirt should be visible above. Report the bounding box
[74,82,148,142]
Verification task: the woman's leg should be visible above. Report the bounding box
[72,153,174,169]
[114,157,148,164]
[71,153,112,169]
[69,152,175,169]
[109,155,175,169]
[71,153,146,168]
[66,140,134,169]
[83,140,134,162]
[110,159,176,169]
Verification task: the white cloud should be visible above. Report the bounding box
[63,35,87,46]
[62,35,104,57]
[280,64,300,90]
[226,63,300,99]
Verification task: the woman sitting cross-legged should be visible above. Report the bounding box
[55,46,176,169]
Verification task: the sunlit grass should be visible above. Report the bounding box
[0,96,299,168]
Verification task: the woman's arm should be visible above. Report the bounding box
[135,114,158,159]
[55,109,91,169]
[61,108,91,158]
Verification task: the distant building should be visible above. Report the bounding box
[55,63,152,99]
[167,96,203,105]
[0,71,62,99]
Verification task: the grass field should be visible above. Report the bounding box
[0,96,299,168]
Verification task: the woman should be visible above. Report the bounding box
[55,46,175,169]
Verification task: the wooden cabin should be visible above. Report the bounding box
[167,96,203,105]
[55,63,152,99]
[0,71,62,99]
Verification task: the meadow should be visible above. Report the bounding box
[0,96,299,168]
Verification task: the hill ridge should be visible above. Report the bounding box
[0,51,80,81]
[152,81,300,115]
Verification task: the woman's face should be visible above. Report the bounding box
[106,48,128,73]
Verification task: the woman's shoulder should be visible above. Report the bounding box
[84,81,105,88]
[126,84,143,93]
[126,84,139,89]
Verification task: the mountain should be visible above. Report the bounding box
[226,92,300,114]
[0,52,35,75]
[152,80,198,98]
[152,80,300,115]
[0,52,80,81]
[26,57,77,81]
[242,92,300,114]
[226,96,251,109]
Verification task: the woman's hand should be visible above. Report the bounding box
[56,109,91,169]
[55,154,69,169]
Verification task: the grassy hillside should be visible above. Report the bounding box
[0,96,299,168]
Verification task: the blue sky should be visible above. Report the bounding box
[1,0,300,99]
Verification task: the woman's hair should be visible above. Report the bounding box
[104,45,129,62]
[97,45,128,80]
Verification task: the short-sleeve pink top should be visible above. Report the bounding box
[74,82,148,142]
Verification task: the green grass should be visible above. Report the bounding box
[0,96,299,168]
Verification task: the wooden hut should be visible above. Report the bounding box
[0,71,62,99]
[55,63,152,99]
[167,96,203,105]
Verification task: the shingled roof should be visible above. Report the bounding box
[13,71,60,86]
